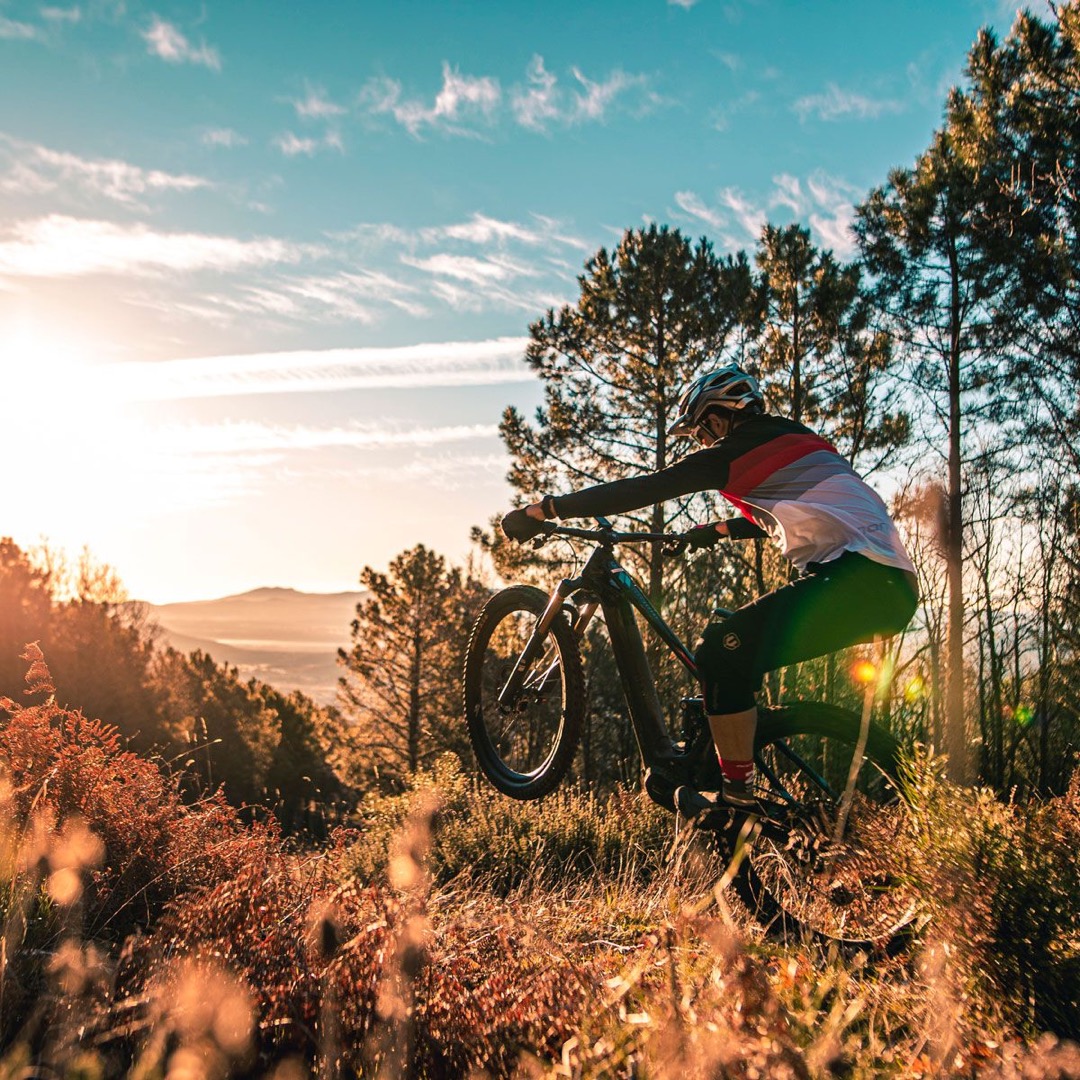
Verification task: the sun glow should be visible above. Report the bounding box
[0,322,135,540]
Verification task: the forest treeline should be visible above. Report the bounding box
[3,5,1080,813]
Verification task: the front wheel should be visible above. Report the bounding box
[463,585,585,800]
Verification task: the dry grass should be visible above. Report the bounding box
[0,647,1078,1078]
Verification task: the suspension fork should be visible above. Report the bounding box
[496,579,576,709]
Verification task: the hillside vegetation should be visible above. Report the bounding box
[0,650,1077,1078]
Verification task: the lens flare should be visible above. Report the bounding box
[904,675,926,702]
[852,659,878,685]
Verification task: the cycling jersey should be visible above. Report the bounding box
[550,414,915,574]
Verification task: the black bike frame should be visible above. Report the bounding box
[543,527,725,771]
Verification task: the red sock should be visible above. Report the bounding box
[718,757,754,783]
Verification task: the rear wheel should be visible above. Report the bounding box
[735,703,917,946]
[463,586,585,800]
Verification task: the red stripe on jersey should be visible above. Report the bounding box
[724,432,838,499]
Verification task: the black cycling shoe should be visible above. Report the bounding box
[720,778,789,823]
[644,766,714,817]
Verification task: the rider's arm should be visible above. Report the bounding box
[546,447,732,521]
[722,516,768,539]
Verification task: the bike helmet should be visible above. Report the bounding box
[668,363,764,437]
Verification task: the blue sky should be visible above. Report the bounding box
[0,0,1022,601]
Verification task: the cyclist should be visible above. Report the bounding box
[501,363,918,816]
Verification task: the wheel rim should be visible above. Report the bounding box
[477,607,567,786]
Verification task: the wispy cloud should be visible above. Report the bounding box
[0,134,210,205]
[0,15,40,39]
[202,127,247,148]
[360,63,501,137]
[669,0,699,8]
[404,252,537,285]
[360,57,657,136]
[155,420,500,457]
[291,84,347,119]
[510,55,560,131]
[102,337,532,402]
[571,67,645,122]
[674,191,728,230]
[674,172,862,257]
[769,171,863,257]
[673,186,765,245]
[793,83,903,122]
[142,16,221,71]
[222,268,428,323]
[41,6,82,23]
[509,55,653,131]
[273,130,344,157]
[0,215,309,279]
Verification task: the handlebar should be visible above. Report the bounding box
[532,519,689,556]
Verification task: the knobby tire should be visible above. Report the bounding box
[463,585,585,800]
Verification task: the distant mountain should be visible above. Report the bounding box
[145,586,366,705]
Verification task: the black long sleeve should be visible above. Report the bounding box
[551,446,734,520]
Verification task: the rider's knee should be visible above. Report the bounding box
[696,623,759,715]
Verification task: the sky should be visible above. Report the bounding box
[0,0,1028,602]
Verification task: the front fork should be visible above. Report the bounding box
[496,580,593,710]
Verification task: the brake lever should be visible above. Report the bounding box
[661,536,689,558]
[531,522,557,549]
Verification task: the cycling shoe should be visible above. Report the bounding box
[644,766,715,817]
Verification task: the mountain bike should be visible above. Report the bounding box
[463,518,917,946]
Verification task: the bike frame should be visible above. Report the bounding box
[535,520,730,772]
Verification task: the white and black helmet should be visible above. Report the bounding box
[668,363,764,437]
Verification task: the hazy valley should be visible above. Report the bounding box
[146,586,365,705]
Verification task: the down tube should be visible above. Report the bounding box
[599,589,678,768]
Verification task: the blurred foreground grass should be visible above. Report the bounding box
[0,649,1078,1077]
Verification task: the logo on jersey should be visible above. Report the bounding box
[723,632,741,650]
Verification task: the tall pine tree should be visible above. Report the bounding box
[499,224,753,605]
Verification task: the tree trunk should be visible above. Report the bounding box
[408,620,422,774]
[945,233,970,784]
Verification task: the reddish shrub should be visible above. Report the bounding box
[0,645,278,941]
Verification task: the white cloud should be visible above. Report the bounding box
[142,16,220,71]
[155,420,500,457]
[361,63,500,136]
[273,131,343,156]
[0,135,210,204]
[717,186,767,238]
[361,57,655,136]
[0,215,308,279]
[101,337,533,402]
[668,0,699,7]
[674,191,728,230]
[0,15,40,38]
[422,213,545,247]
[794,83,903,122]
[202,127,247,148]
[292,85,347,119]
[41,6,81,22]
[768,171,861,257]
[404,252,537,286]
[511,55,560,131]
[570,67,643,123]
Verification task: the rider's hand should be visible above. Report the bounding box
[684,523,725,549]
[502,508,546,542]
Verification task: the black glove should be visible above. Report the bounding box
[501,508,545,542]
[684,523,723,549]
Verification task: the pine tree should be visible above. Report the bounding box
[338,545,485,787]
[499,224,754,605]
[856,132,1010,784]
[750,223,908,469]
